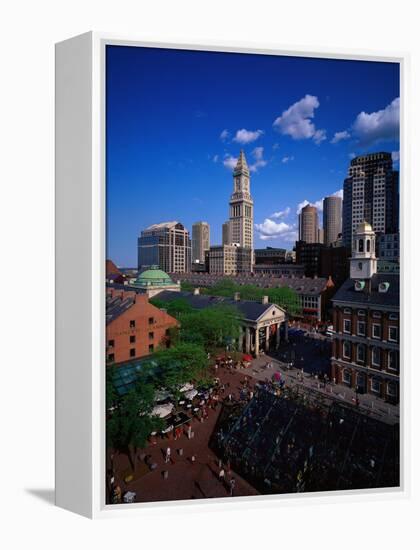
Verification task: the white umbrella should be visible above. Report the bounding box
[151,403,174,418]
[184,389,198,400]
[154,389,171,402]
[179,382,194,393]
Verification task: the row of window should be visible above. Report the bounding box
[341,369,397,396]
[128,317,155,329]
[341,308,398,320]
[341,341,398,371]
[107,344,155,363]
[342,319,398,341]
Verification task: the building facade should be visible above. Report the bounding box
[106,289,179,364]
[342,153,399,248]
[378,233,399,262]
[323,195,342,246]
[330,222,399,403]
[229,150,254,250]
[254,247,287,265]
[137,221,191,273]
[208,244,252,275]
[298,204,319,243]
[192,221,210,265]
[222,220,231,245]
[295,241,325,278]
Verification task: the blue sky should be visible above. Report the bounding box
[106,46,399,267]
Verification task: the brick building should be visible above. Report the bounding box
[106,288,178,364]
[330,222,399,403]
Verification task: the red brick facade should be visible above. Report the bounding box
[331,305,399,403]
[106,289,178,364]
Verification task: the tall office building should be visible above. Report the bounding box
[229,150,254,250]
[137,221,191,273]
[298,204,319,243]
[342,152,399,247]
[323,195,342,246]
[222,220,231,245]
[192,221,210,264]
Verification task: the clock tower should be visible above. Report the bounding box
[229,150,254,250]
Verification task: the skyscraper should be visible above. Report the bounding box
[192,221,210,264]
[137,221,191,273]
[298,204,319,243]
[229,150,254,250]
[323,195,342,246]
[342,153,399,247]
[222,220,231,245]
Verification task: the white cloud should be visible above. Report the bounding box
[349,152,356,160]
[332,189,344,200]
[249,146,268,172]
[272,142,280,150]
[223,154,237,170]
[392,150,400,163]
[233,128,264,144]
[220,129,230,142]
[273,94,326,144]
[212,154,219,163]
[281,155,295,163]
[255,219,297,242]
[331,130,351,144]
[352,97,399,146]
[271,207,291,219]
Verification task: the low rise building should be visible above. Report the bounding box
[330,222,399,403]
[106,288,178,365]
[208,244,252,275]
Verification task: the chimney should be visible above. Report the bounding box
[234,292,240,301]
[262,295,269,304]
[193,288,200,295]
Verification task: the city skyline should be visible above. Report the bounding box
[106,46,399,266]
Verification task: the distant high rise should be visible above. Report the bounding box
[222,221,231,245]
[323,195,342,246]
[229,150,254,250]
[342,152,399,247]
[138,221,191,273]
[298,204,319,243]
[192,221,210,264]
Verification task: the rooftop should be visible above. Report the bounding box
[332,273,399,308]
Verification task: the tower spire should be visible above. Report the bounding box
[234,149,249,176]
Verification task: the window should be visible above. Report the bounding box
[165,328,171,336]
[342,369,351,385]
[357,344,365,363]
[149,332,154,340]
[389,313,398,321]
[129,335,136,344]
[358,310,366,317]
[343,308,351,314]
[389,326,398,342]
[388,351,398,372]
[108,353,115,362]
[357,321,366,336]
[372,311,381,319]
[343,319,351,333]
[387,382,397,397]
[372,323,381,339]
[129,348,136,358]
[149,344,154,353]
[148,317,154,325]
[343,341,351,359]
[108,339,115,347]
[129,320,136,328]
[358,262,363,270]
[371,378,381,394]
[372,347,381,367]
[358,239,364,252]
[366,239,370,252]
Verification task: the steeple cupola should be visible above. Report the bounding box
[350,221,377,280]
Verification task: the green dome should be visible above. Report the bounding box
[134,265,174,287]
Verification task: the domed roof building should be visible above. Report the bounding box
[133,265,180,298]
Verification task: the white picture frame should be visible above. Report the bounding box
[55,31,409,519]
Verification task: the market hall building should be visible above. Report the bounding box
[330,222,399,403]
[155,289,289,356]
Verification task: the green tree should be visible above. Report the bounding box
[106,373,163,471]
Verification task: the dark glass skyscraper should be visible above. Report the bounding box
[342,152,399,247]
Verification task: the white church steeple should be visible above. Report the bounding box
[350,221,377,280]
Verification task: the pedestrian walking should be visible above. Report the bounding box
[165,446,171,463]
[219,468,225,482]
[229,477,236,496]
